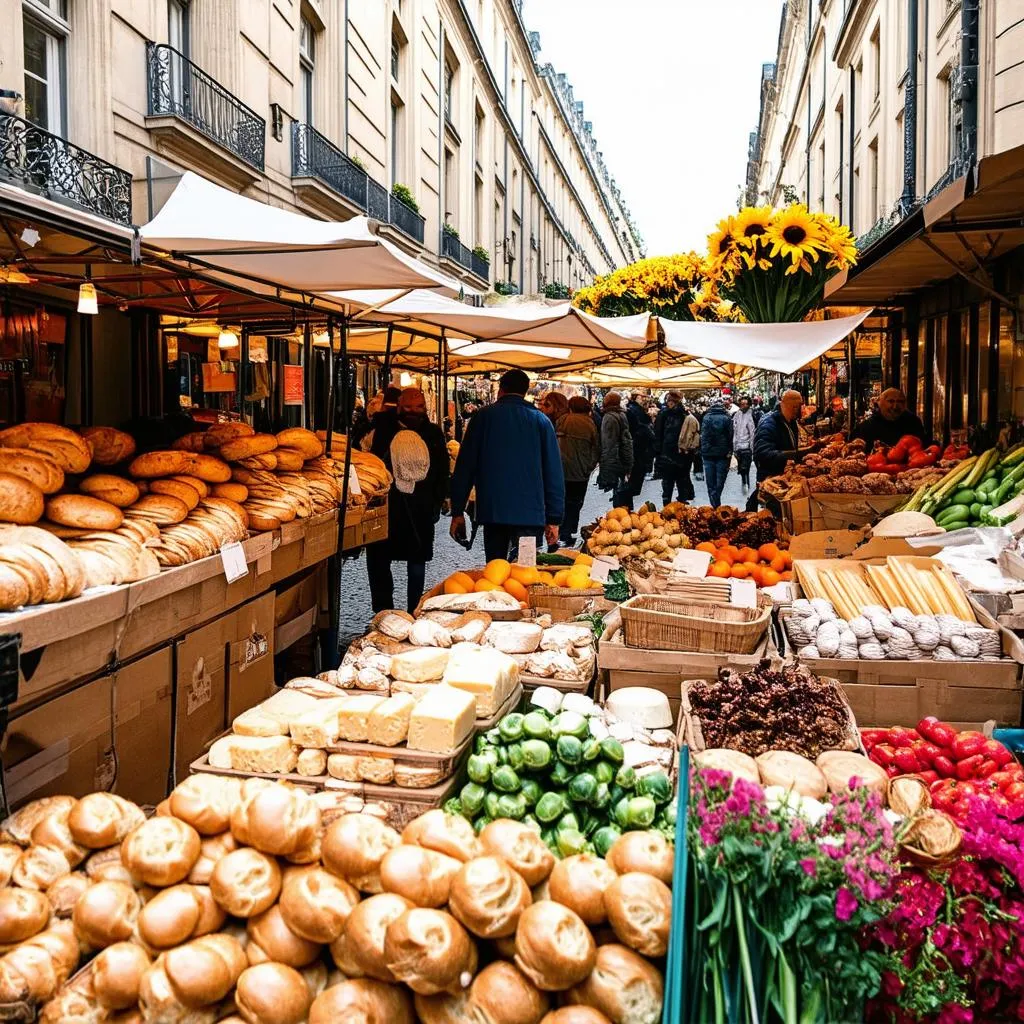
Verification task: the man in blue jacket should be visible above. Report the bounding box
[700,399,734,508]
[450,369,565,561]
[747,389,807,511]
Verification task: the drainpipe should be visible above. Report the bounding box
[959,0,979,173]
[848,64,856,227]
[900,0,918,214]
[343,0,349,151]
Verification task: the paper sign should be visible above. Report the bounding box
[517,536,537,568]
[283,364,304,405]
[672,548,713,577]
[220,541,249,583]
[589,555,619,583]
[729,578,758,608]
[347,464,362,496]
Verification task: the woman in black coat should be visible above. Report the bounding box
[367,388,450,612]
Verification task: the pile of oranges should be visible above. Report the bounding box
[442,556,597,603]
[696,540,794,587]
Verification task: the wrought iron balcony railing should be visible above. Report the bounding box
[147,43,265,171]
[0,113,133,224]
[388,190,424,244]
[471,249,490,281]
[441,230,475,274]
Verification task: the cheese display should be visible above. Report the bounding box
[390,648,451,683]
[336,695,387,743]
[483,621,544,655]
[367,694,417,747]
[408,686,477,753]
[223,736,300,774]
[289,699,349,749]
[441,645,519,717]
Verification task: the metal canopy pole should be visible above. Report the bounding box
[324,318,336,456]
[302,321,313,431]
[383,325,394,385]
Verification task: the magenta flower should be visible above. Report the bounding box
[835,887,858,922]
[799,858,817,877]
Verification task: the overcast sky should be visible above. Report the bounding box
[523,0,786,259]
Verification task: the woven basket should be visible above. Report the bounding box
[619,592,772,655]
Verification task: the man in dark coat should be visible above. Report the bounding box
[700,400,734,508]
[747,389,805,511]
[597,392,634,509]
[653,391,693,504]
[367,388,449,612]
[625,392,655,502]
[852,388,927,450]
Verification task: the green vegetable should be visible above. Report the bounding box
[557,828,587,857]
[594,761,615,786]
[521,739,552,770]
[636,771,673,805]
[568,772,598,804]
[604,568,630,603]
[536,792,565,823]
[498,714,525,742]
[496,793,527,820]
[485,728,502,746]
[507,743,525,771]
[494,746,509,766]
[556,735,584,765]
[520,778,542,808]
[609,783,625,806]
[474,735,491,754]
[558,811,582,833]
[592,782,611,809]
[613,796,631,829]
[986,491,1024,526]
[551,712,589,739]
[628,796,657,827]
[582,739,602,762]
[593,825,622,856]
[443,797,463,816]
[541,828,557,848]
[951,488,976,505]
[460,782,487,816]
[467,754,493,785]
[522,711,551,740]
[492,766,521,793]
[484,792,501,819]
[600,738,625,765]
[472,816,492,834]
[550,761,573,786]
[615,765,637,790]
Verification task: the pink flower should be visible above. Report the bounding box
[835,886,858,922]
[799,858,817,877]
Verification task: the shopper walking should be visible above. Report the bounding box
[700,398,734,508]
[450,369,564,561]
[625,392,655,502]
[366,388,449,613]
[597,392,634,509]
[539,390,570,427]
[653,391,694,504]
[557,396,600,547]
[732,395,757,492]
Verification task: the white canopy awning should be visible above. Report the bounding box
[661,309,873,375]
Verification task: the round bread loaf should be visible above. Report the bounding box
[0,887,50,944]
[234,962,311,1024]
[548,854,618,926]
[469,961,549,1024]
[211,482,249,503]
[513,900,596,992]
[337,893,413,982]
[128,451,193,478]
[163,932,247,1009]
[0,920,79,1003]
[246,904,321,967]
[68,793,144,849]
[92,941,151,1009]
[171,432,207,453]
[401,810,481,863]
[209,848,281,917]
[30,811,87,868]
[276,429,323,460]
[0,449,64,494]
[382,907,477,996]
[170,775,240,836]
[0,423,91,473]
[80,427,137,466]
[203,422,255,448]
[84,846,134,885]
[137,884,205,949]
[379,844,461,909]
[121,817,201,887]
[322,814,400,893]
[0,473,44,524]
[565,944,664,1024]
[448,855,531,939]
[0,844,21,887]
[188,831,238,886]
[187,453,232,483]
[149,478,201,510]
[72,880,141,948]
[46,871,90,917]
[310,978,414,1024]
[1,795,75,846]
[45,494,122,531]
[602,872,671,957]
[479,820,555,888]
[279,865,359,943]
[78,474,141,508]
[413,990,474,1024]
[219,434,278,462]
[540,1009,613,1024]
[605,831,673,885]
[230,780,320,857]
[12,844,71,890]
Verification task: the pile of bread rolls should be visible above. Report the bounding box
[314,431,393,507]
[0,778,673,1024]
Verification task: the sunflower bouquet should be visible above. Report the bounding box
[572,252,710,320]
[707,204,858,323]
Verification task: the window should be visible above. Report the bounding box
[474,178,483,246]
[390,101,402,185]
[870,25,881,101]
[835,100,844,217]
[391,35,400,80]
[23,0,68,135]
[868,138,879,223]
[444,61,454,123]
[444,148,455,226]
[299,14,315,126]
[818,141,825,209]
[168,0,189,57]
[474,105,484,167]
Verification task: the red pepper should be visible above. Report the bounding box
[908,450,938,469]
[934,755,957,778]
[956,754,986,780]
[881,462,905,476]
[989,770,1018,791]
[918,719,957,748]
[982,739,1013,767]
[911,740,940,766]
[930,779,961,813]
[951,731,986,760]
[918,769,939,785]
[866,453,889,472]
[860,728,890,750]
[1005,781,1024,802]
[976,758,1000,778]
[898,435,924,451]
[870,743,896,768]
[888,727,919,748]
[894,748,921,774]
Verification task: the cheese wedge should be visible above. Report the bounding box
[390,647,450,683]
[407,685,476,753]
[289,698,349,748]
[336,694,386,742]
[367,693,416,747]
[442,644,518,717]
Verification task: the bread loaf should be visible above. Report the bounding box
[226,736,300,774]
[604,831,673,885]
[336,893,413,982]
[513,901,596,991]
[379,845,461,908]
[80,427,136,466]
[72,880,141,948]
[230,780,320,857]
[0,449,64,494]
[162,932,247,1009]
[78,474,140,507]
[0,473,44,524]
[234,962,311,1024]
[322,815,400,893]
[564,944,664,1024]
[448,855,531,939]
[202,422,255,449]
[45,494,123,531]
[310,978,415,1024]
[1,795,76,846]
[541,1007,615,1024]
[91,941,151,1009]
[548,854,618,926]
[602,872,671,957]
[128,450,193,478]
[120,817,201,887]
[246,904,321,967]
[401,810,481,863]
[212,482,249,503]
[0,887,50,944]
[125,493,190,525]
[187,831,238,886]
[469,961,550,1024]
[209,848,281,918]
[45,871,90,917]
[383,907,477,996]
[0,920,80,1003]
[137,884,207,950]
[169,775,240,836]
[149,478,201,510]
[68,793,145,849]
[278,865,358,944]
[219,434,278,462]
[479,820,555,888]
[0,423,91,473]
[12,845,71,890]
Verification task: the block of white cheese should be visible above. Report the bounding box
[227,736,299,774]
[296,748,328,776]
[407,684,477,753]
[442,644,518,717]
[336,694,386,742]
[483,622,543,655]
[327,753,360,782]
[390,680,438,701]
[233,690,321,736]
[289,698,350,748]
[367,693,416,747]
[357,756,395,784]
[390,647,450,683]
[605,687,673,730]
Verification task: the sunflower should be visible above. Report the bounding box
[733,206,773,248]
[707,216,739,261]
[766,205,827,267]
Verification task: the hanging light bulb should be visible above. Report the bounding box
[218,328,239,349]
[77,281,98,315]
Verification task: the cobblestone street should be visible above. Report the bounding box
[336,463,752,649]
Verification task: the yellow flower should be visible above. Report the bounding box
[733,206,773,248]
[707,216,739,261]
[766,205,827,267]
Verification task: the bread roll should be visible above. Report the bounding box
[169,775,240,836]
[565,944,663,1024]
[414,990,475,1024]
[188,831,238,886]
[448,855,531,939]
[402,810,481,863]
[230,780,320,858]
[92,942,151,1009]
[479,820,555,888]
[69,793,144,850]
[138,958,219,1023]
[45,494,123,531]
[378,844,461,909]
[31,810,88,867]
[234,962,311,1024]
[469,960,549,1024]
[383,908,476,996]
[137,884,206,950]
[0,887,50,944]
[84,846,134,886]
[1,795,76,846]
[0,844,21,886]
[72,880,141,949]
[0,449,64,494]
[322,814,400,893]
[548,854,618,926]
[0,473,44,524]
[80,427,136,466]
[79,475,140,508]
[602,873,671,957]
[605,832,673,885]
[279,865,359,943]
[46,871,90,917]
[310,978,414,1024]
[163,933,248,1008]
[337,893,413,982]
[246,904,321,967]
[12,845,71,890]
[121,817,201,887]
[540,1009,613,1024]
[210,848,281,918]
[0,920,80,1003]
[514,901,596,992]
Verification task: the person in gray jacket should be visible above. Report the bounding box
[597,392,634,509]
[556,395,600,547]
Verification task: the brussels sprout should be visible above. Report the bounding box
[593,825,622,857]
[615,765,637,790]
[636,771,673,805]
[535,792,565,824]
[460,782,487,816]
[492,766,521,793]
[594,762,615,786]
[507,743,525,771]
[591,782,611,810]
[496,793,528,820]
[522,711,552,741]
[582,739,602,762]
[473,816,493,834]
[467,754,493,785]
[556,735,584,766]
[484,792,501,819]
[600,738,625,765]
[627,796,657,828]
[568,772,598,805]
[550,761,574,787]
[608,783,625,806]
[558,811,582,833]
[474,735,491,754]
[551,711,588,739]
[495,746,509,766]
[443,797,463,817]
[499,713,525,742]
[521,739,552,771]
[485,728,502,745]
[613,796,631,829]
[557,828,587,857]
[520,778,542,808]
[582,813,601,838]
[541,828,557,849]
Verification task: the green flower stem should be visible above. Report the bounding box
[733,886,760,1024]
[780,952,798,1024]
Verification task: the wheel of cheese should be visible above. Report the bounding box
[79,426,136,466]
[218,434,278,462]
[129,451,194,479]
[0,474,45,524]
[78,475,140,508]
[45,494,122,531]
[0,449,64,494]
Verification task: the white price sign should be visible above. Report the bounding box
[729,578,758,608]
[347,464,362,496]
[220,541,249,584]
[672,548,713,578]
[517,535,537,568]
[589,555,619,584]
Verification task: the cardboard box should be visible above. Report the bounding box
[227,593,276,725]
[341,507,363,552]
[113,648,174,805]
[359,503,389,546]
[780,490,905,535]
[275,568,321,627]
[174,615,231,784]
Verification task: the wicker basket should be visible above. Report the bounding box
[619,592,772,655]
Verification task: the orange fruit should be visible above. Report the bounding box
[451,571,475,590]
[779,570,793,582]
[483,559,512,585]
[474,578,500,592]
[503,578,528,602]
[509,564,539,586]
[770,554,788,573]
[717,549,734,565]
[443,579,468,595]
[709,560,732,578]
[721,545,740,563]
[737,547,759,565]
[696,541,717,555]
[760,568,781,587]
[715,537,728,548]
[747,564,764,585]
[535,571,555,585]
[781,551,794,569]
[758,543,780,563]
[730,563,750,579]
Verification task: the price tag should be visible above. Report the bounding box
[672,548,713,578]
[347,464,362,496]
[589,555,619,584]
[517,535,537,568]
[729,578,758,608]
[220,541,249,584]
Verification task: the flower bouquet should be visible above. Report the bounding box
[688,767,899,1024]
[707,204,858,323]
[572,252,710,321]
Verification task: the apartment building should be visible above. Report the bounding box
[743,0,1024,443]
[1,0,642,296]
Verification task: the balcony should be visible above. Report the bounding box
[471,249,490,281]
[388,190,425,244]
[0,113,132,224]
[146,43,265,182]
[441,229,487,283]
